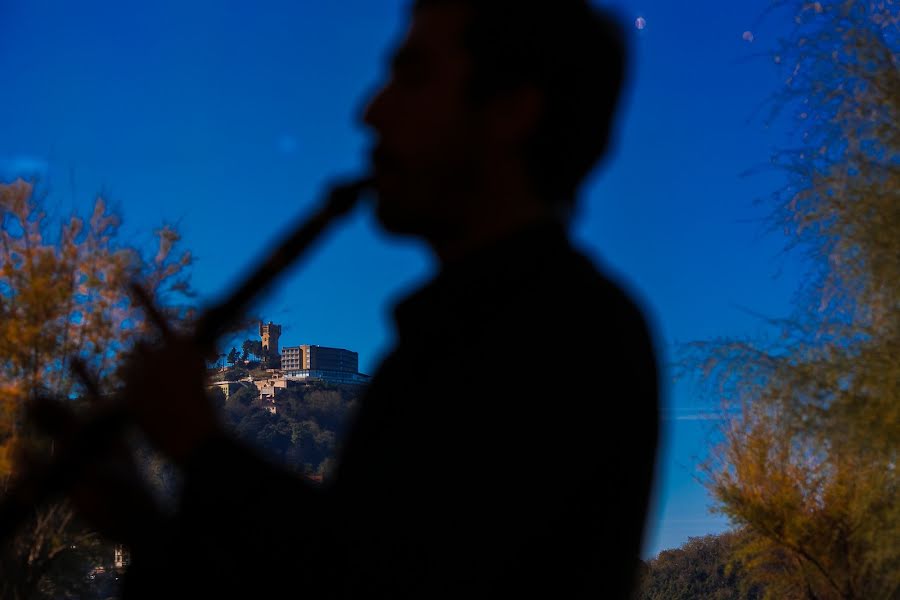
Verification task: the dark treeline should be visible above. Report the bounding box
[210,382,362,479]
[636,531,764,600]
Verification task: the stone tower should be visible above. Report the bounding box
[259,321,282,357]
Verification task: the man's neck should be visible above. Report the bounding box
[430,187,562,266]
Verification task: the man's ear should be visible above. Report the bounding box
[483,85,544,147]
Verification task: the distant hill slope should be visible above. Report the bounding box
[210,381,363,480]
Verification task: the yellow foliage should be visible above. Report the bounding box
[684,2,899,598]
[0,178,193,481]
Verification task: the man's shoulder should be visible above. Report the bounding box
[521,242,651,335]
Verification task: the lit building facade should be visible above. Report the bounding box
[281,345,369,385]
[281,345,358,373]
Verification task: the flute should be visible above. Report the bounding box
[0,176,373,542]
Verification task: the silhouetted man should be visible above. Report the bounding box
[89,1,659,597]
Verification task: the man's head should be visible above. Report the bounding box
[363,0,627,246]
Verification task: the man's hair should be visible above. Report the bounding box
[414,0,628,208]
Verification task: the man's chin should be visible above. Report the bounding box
[373,200,421,237]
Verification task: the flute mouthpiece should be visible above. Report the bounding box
[326,176,374,216]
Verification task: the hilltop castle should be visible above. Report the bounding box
[211,322,370,411]
[259,322,281,356]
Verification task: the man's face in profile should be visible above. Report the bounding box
[363,3,489,239]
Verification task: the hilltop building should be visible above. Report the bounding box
[281,345,357,373]
[281,345,369,385]
[210,380,249,399]
[114,545,128,569]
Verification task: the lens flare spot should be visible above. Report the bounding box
[278,134,298,154]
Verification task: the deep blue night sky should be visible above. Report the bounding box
[1,0,809,556]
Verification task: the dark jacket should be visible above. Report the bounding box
[124,219,659,598]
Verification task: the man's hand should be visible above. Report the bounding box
[119,336,221,465]
[24,397,168,549]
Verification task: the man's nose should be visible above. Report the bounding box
[360,81,391,133]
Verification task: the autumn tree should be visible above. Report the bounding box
[0,178,193,598]
[683,2,899,599]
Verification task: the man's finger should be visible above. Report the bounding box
[70,357,104,404]
[25,395,81,440]
[128,281,175,340]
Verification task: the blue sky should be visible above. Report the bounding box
[1,0,808,556]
